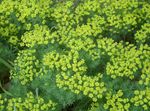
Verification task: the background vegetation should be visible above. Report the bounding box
[0,0,150,111]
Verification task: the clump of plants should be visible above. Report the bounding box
[0,0,150,111]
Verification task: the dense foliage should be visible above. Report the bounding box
[0,0,150,111]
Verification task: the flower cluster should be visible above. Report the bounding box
[106,44,142,79]
[138,44,150,86]
[88,102,99,111]
[0,0,53,45]
[105,1,138,31]
[97,38,122,56]
[21,25,55,47]
[56,72,106,102]
[104,90,130,111]
[0,0,18,43]
[43,50,87,73]
[0,95,6,110]
[139,60,150,86]
[131,88,150,110]
[135,23,150,44]
[0,0,150,111]
[0,92,56,111]
[10,49,43,85]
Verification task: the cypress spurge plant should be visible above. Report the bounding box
[0,42,15,93]
[0,0,150,111]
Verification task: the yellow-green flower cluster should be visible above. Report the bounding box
[104,90,130,111]
[0,9,19,44]
[135,23,150,44]
[106,44,142,79]
[43,51,61,70]
[0,94,6,110]
[139,2,150,22]
[54,25,100,60]
[16,0,52,23]
[97,38,143,79]
[67,37,98,59]
[102,0,138,37]
[52,1,103,60]
[139,60,150,86]
[21,25,57,47]
[0,0,19,42]
[74,0,106,24]
[88,102,99,111]
[43,50,87,73]
[97,38,122,56]
[0,92,56,111]
[75,0,100,14]
[10,49,43,85]
[56,29,99,60]
[87,15,106,37]
[138,44,150,85]
[73,15,106,39]
[139,44,150,59]
[51,1,74,26]
[0,0,53,45]
[1,0,150,110]
[131,88,150,110]
[56,72,106,102]
[51,0,105,60]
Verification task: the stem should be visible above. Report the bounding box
[0,58,13,69]
[36,88,39,98]
[0,82,13,96]
[13,104,16,111]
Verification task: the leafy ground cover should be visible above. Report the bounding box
[0,0,150,111]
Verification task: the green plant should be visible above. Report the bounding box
[0,42,15,93]
[0,0,150,111]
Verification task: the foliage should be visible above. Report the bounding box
[0,0,150,111]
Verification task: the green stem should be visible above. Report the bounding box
[0,82,13,96]
[36,88,39,98]
[0,58,13,69]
